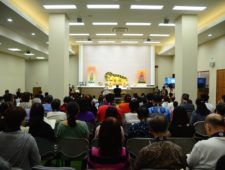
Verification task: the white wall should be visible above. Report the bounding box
[198,35,225,104]
[83,45,153,85]
[0,52,25,95]
[69,55,79,87]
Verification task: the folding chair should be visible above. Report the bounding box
[194,121,208,138]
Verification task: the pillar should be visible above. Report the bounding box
[48,14,69,100]
[175,15,198,102]
[78,45,84,84]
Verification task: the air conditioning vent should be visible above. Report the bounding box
[112,27,128,33]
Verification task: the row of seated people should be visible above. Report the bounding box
[0,103,225,170]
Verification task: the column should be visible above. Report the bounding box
[150,46,155,86]
[78,45,84,84]
[48,14,69,100]
[175,15,198,102]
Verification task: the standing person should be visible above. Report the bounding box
[113,85,122,98]
[161,86,168,97]
[180,93,195,119]
[135,115,187,170]
[88,117,130,170]
[187,113,225,169]
[0,107,41,170]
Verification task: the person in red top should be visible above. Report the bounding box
[118,94,131,114]
[97,93,123,122]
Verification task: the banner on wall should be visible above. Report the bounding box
[136,69,146,83]
[87,66,96,83]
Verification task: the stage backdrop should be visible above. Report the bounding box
[82,45,154,85]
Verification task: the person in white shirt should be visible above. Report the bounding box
[47,99,67,122]
[187,113,225,170]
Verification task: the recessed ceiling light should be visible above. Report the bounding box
[96,33,116,36]
[7,18,13,22]
[25,53,34,56]
[144,41,160,44]
[69,22,85,26]
[98,41,115,43]
[87,4,120,9]
[31,33,36,36]
[208,34,212,37]
[149,34,170,37]
[36,57,45,60]
[123,33,143,36]
[173,6,206,11]
[76,41,93,43]
[46,41,49,44]
[69,33,90,36]
[121,41,138,44]
[8,48,21,51]
[130,5,163,10]
[92,22,118,26]
[159,23,175,27]
[0,42,2,45]
[43,5,77,9]
[126,22,151,26]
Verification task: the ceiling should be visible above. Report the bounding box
[0,0,225,59]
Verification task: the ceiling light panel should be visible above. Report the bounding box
[173,6,206,11]
[150,34,170,37]
[87,4,120,9]
[69,22,85,26]
[43,5,77,9]
[36,57,45,59]
[123,33,143,36]
[159,23,176,27]
[96,33,116,36]
[7,18,13,22]
[76,41,93,43]
[8,48,21,51]
[98,41,115,43]
[126,22,151,26]
[144,41,160,44]
[25,53,34,56]
[69,33,90,36]
[130,5,163,10]
[92,22,118,25]
[121,41,138,44]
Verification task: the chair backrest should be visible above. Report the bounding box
[216,154,225,170]
[126,138,150,157]
[57,138,89,160]
[34,137,55,158]
[123,123,132,136]
[194,121,207,137]
[90,138,99,148]
[32,165,75,170]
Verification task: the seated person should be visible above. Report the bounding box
[88,117,130,170]
[55,102,89,139]
[123,100,139,124]
[118,94,131,114]
[187,113,225,170]
[113,85,121,98]
[0,107,41,170]
[135,115,187,170]
[128,106,149,138]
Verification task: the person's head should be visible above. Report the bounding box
[173,101,178,108]
[216,103,225,116]
[116,84,119,88]
[32,98,42,105]
[105,107,118,119]
[163,96,170,103]
[66,102,80,127]
[152,95,162,105]
[43,95,53,104]
[51,99,61,111]
[201,94,209,102]
[21,92,30,102]
[137,106,149,120]
[204,113,225,136]
[181,93,189,103]
[4,90,9,95]
[0,102,14,114]
[99,117,122,157]
[105,93,114,104]
[221,95,225,103]
[44,92,49,97]
[29,103,45,125]
[196,97,211,116]
[129,100,139,112]
[2,106,26,132]
[0,156,11,170]
[98,95,103,103]
[77,98,88,112]
[63,96,73,104]
[3,94,13,103]
[146,93,153,102]
[124,94,131,103]
[171,106,189,126]
[149,115,169,137]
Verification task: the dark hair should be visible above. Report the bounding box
[149,115,168,133]
[2,106,26,132]
[124,94,131,102]
[152,95,162,103]
[146,93,153,101]
[171,106,189,126]
[105,107,118,119]
[66,102,79,127]
[77,98,88,112]
[173,101,178,108]
[98,95,103,103]
[129,100,139,112]
[99,117,122,157]
[216,103,225,116]
[29,103,45,126]
[3,94,13,102]
[21,92,30,102]
[63,96,73,103]
[216,155,225,170]
[51,99,61,111]
[44,95,53,104]
[163,96,170,102]
[201,94,209,102]
[105,93,114,103]
[182,93,189,101]
[137,106,149,119]
[196,98,210,116]
[205,114,224,128]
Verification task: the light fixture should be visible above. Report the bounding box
[126,22,151,26]
[87,4,120,9]
[149,34,170,37]
[36,57,45,60]
[76,40,93,43]
[208,34,212,37]
[7,18,13,22]
[130,5,163,10]
[123,33,143,36]
[159,23,175,27]
[8,48,21,51]
[69,22,85,26]
[69,33,90,36]
[25,53,34,56]
[0,42,2,45]
[144,41,160,44]
[96,33,116,36]
[164,18,170,24]
[98,41,115,43]
[92,22,118,26]
[31,33,36,36]
[173,6,206,11]
[43,5,77,9]
[121,41,138,44]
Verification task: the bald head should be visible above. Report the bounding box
[205,113,225,136]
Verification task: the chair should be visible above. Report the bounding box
[90,138,99,148]
[194,121,208,137]
[167,138,196,154]
[123,123,132,136]
[216,155,225,170]
[32,165,75,170]
[56,138,89,167]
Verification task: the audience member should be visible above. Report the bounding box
[201,94,215,113]
[180,93,195,118]
[0,107,41,170]
[42,95,53,113]
[29,103,55,141]
[123,100,139,124]
[128,106,149,138]
[161,85,168,97]
[118,94,131,114]
[60,96,73,112]
[135,115,187,170]
[0,102,13,131]
[169,106,195,137]
[187,113,225,169]
[143,93,153,109]
[88,117,130,170]
[46,99,67,122]
[216,103,225,116]
[19,92,31,109]
[162,96,170,110]
[55,102,89,139]
[221,95,225,103]
[216,155,225,170]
